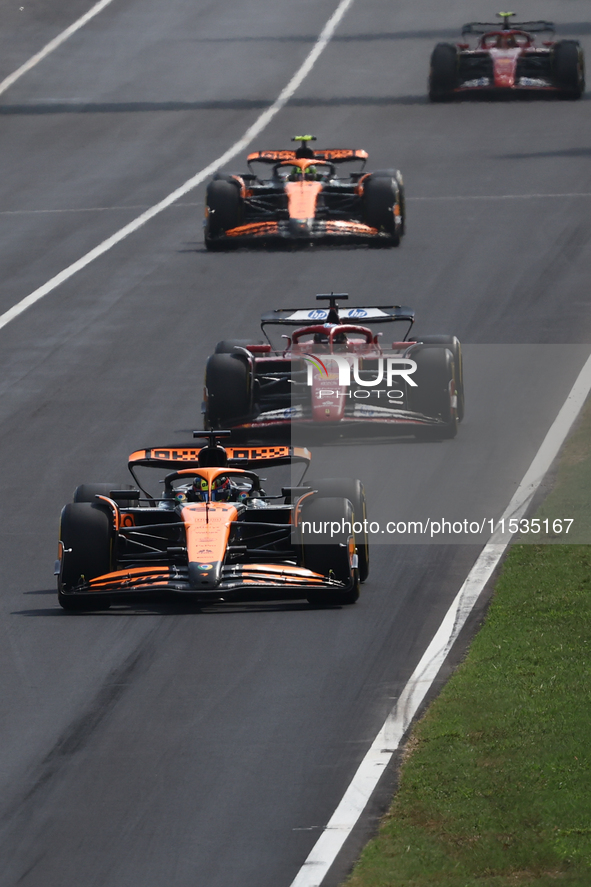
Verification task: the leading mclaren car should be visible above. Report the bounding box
[204,136,405,249]
[56,434,368,611]
[429,12,585,101]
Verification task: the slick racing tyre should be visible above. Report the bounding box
[306,478,369,582]
[301,497,360,606]
[204,176,243,250]
[73,483,136,507]
[553,40,585,99]
[413,336,464,422]
[205,352,251,429]
[58,502,113,611]
[369,170,406,236]
[409,346,458,440]
[429,43,458,102]
[362,175,401,246]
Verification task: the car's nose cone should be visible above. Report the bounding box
[288,218,313,237]
[188,561,221,589]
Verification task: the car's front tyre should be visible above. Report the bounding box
[301,497,360,606]
[409,346,458,440]
[204,177,244,249]
[554,40,585,99]
[204,352,251,429]
[429,43,458,102]
[58,502,113,611]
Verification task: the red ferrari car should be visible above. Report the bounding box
[203,294,464,441]
[429,12,585,101]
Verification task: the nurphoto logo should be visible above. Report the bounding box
[302,354,417,387]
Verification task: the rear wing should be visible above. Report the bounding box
[128,445,311,471]
[261,305,415,327]
[461,20,554,35]
[247,149,368,167]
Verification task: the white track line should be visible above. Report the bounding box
[410,192,591,201]
[0,0,117,98]
[288,352,591,887]
[0,0,355,335]
[0,203,203,215]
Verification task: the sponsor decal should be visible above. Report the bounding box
[229,446,290,460]
[519,77,548,87]
[301,353,329,378]
[198,563,213,570]
[463,77,490,87]
[152,449,202,461]
[347,308,367,318]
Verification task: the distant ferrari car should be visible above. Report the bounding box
[204,136,405,249]
[203,294,464,440]
[56,433,368,610]
[429,12,585,101]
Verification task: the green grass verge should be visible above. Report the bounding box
[535,397,591,543]
[345,406,591,886]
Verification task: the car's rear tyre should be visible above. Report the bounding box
[214,339,262,354]
[554,40,585,98]
[205,352,251,429]
[301,497,359,606]
[409,346,458,440]
[73,483,135,507]
[58,502,113,611]
[204,177,243,249]
[429,43,458,102]
[305,479,369,582]
[362,175,401,246]
[413,336,464,422]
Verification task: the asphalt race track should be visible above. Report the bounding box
[1,1,591,884]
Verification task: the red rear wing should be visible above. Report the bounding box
[128,445,311,470]
[247,149,368,165]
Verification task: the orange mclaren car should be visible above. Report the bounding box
[56,433,368,610]
[204,136,405,249]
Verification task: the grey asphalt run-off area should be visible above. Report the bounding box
[1,0,591,885]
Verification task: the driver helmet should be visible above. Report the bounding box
[288,166,302,181]
[191,475,246,502]
[496,33,516,48]
[211,476,233,501]
[314,322,338,345]
[304,165,318,180]
[191,477,210,502]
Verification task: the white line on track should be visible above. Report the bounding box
[288,351,591,887]
[410,192,591,201]
[0,203,203,216]
[0,0,355,335]
[0,0,118,98]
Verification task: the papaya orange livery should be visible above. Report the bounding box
[204,136,405,249]
[56,432,366,610]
